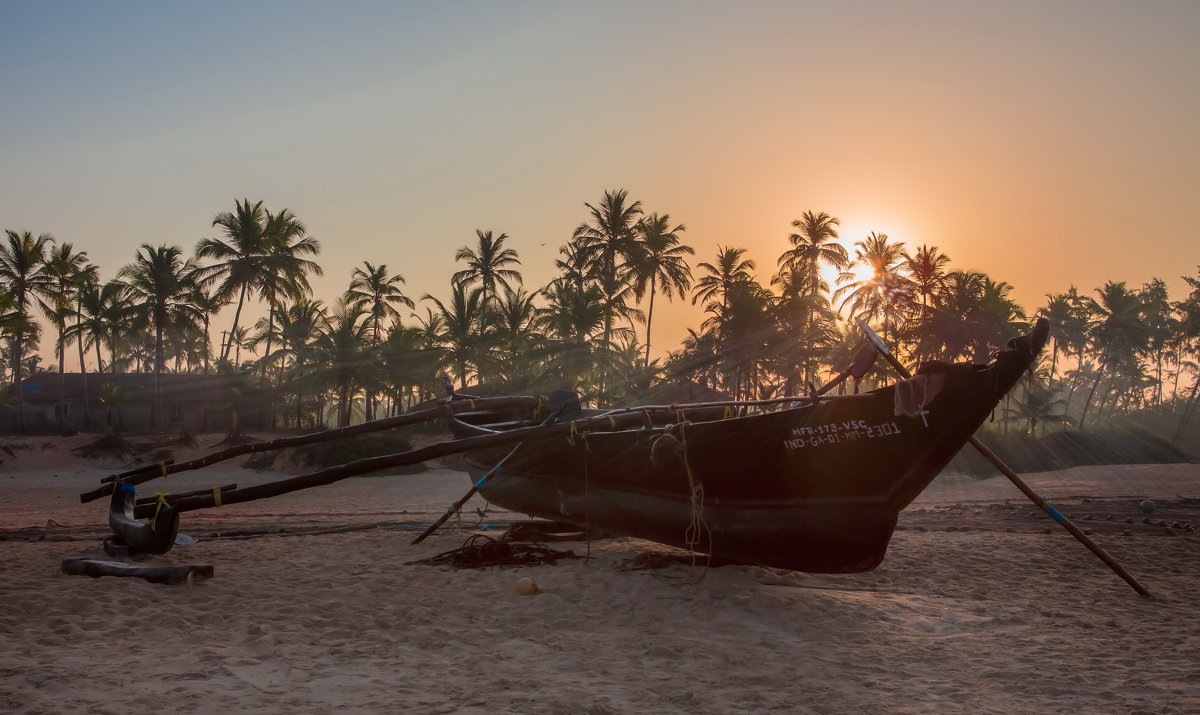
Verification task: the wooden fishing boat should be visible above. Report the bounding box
[449,320,1049,573]
[76,318,1152,593]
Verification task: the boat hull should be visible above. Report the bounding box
[454,325,1045,572]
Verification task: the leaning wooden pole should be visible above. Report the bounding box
[136,411,650,515]
[857,320,1151,598]
[80,396,541,503]
[411,442,523,545]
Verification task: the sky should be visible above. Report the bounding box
[2,0,1198,368]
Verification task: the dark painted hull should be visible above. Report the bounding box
[453,327,1045,573]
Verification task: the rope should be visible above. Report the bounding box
[212,487,222,508]
[677,422,712,571]
[150,493,170,532]
[581,432,592,563]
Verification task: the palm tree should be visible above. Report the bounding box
[692,246,756,324]
[346,261,414,343]
[834,232,915,341]
[346,261,413,420]
[973,277,1026,361]
[379,323,434,414]
[914,270,985,362]
[538,281,613,396]
[0,230,55,431]
[778,211,847,296]
[904,244,951,312]
[572,189,644,364]
[1005,383,1073,436]
[422,283,486,389]
[118,244,202,429]
[1139,278,1177,407]
[489,286,543,391]
[628,213,692,365]
[311,299,375,427]
[452,230,522,327]
[43,243,91,431]
[276,298,328,428]
[1078,282,1148,429]
[195,199,322,362]
[0,292,37,390]
[185,286,228,376]
[1036,293,1074,380]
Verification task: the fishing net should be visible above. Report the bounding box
[406,534,581,569]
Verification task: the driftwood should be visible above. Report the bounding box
[79,396,541,503]
[134,410,650,514]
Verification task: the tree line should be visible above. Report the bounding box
[2,191,1199,437]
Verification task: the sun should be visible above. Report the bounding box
[818,240,876,296]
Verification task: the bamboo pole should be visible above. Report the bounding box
[80,396,540,503]
[136,411,651,514]
[857,319,1150,597]
[411,443,523,545]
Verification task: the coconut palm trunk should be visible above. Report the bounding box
[222,285,248,362]
[1078,355,1108,431]
[643,274,657,366]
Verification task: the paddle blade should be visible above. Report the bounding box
[849,342,878,380]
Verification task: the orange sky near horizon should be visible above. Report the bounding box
[2,1,1197,369]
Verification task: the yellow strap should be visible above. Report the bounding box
[150,493,170,531]
[567,421,579,447]
[212,487,222,508]
[723,406,733,419]
[608,415,616,429]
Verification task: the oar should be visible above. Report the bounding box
[857,319,1151,597]
[411,443,523,545]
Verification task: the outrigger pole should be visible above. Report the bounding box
[856,319,1150,597]
[123,410,652,516]
[80,396,541,503]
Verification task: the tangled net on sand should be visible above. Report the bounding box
[406,534,580,569]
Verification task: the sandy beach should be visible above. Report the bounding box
[1,435,1198,714]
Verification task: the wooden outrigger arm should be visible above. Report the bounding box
[79,395,542,503]
[122,410,652,516]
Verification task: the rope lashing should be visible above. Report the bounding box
[567,421,580,447]
[212,487,222,508]
[677,422,708,556]
[159,461,169,478]
[150,493,170,532]
[723,406,733,419]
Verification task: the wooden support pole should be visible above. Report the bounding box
[411,443,523,545]
[857,319,1150,597]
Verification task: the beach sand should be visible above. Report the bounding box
[1,435,1197,714]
